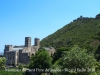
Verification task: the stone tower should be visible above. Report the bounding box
[25,37,31,47]
[34,38,40,48]
[4,45,12,57]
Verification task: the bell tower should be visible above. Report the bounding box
[25,37,31,47]
[34,38,40,48]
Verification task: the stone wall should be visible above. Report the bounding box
[6,51,18,65]
[4,37,47,65]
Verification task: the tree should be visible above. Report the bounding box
[0,57,6,68]
[62,45,97,75]
[95,45,100,61]
[96,14,100,19]
[29,48,52,74]
[95,24,100,61]
[52,45,98,75]
[52,47,69,63]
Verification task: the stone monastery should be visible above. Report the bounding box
[4,37,55,65]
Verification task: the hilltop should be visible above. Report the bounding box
[40,14,100,53]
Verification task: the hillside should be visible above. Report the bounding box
[40,14,100,53]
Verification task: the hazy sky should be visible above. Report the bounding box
[0,0,100,52]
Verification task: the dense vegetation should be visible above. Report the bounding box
[40,14,100,54]
[52,45,100,75]
[29,49,52,69]
[39,14,100,75]
[29,49,52,75]
[0,57,6,68]
[0,69,24,75]
[28,45,100,75]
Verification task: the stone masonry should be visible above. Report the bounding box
[4,37,55,65]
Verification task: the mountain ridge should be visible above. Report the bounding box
[40,14,100,53]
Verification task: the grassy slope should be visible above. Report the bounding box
[40,15,100,53]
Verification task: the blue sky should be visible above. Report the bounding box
[0,0,100,52]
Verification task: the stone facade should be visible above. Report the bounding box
[43,47,55,56]
[4,37,40,65]
[4,37,56,65]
